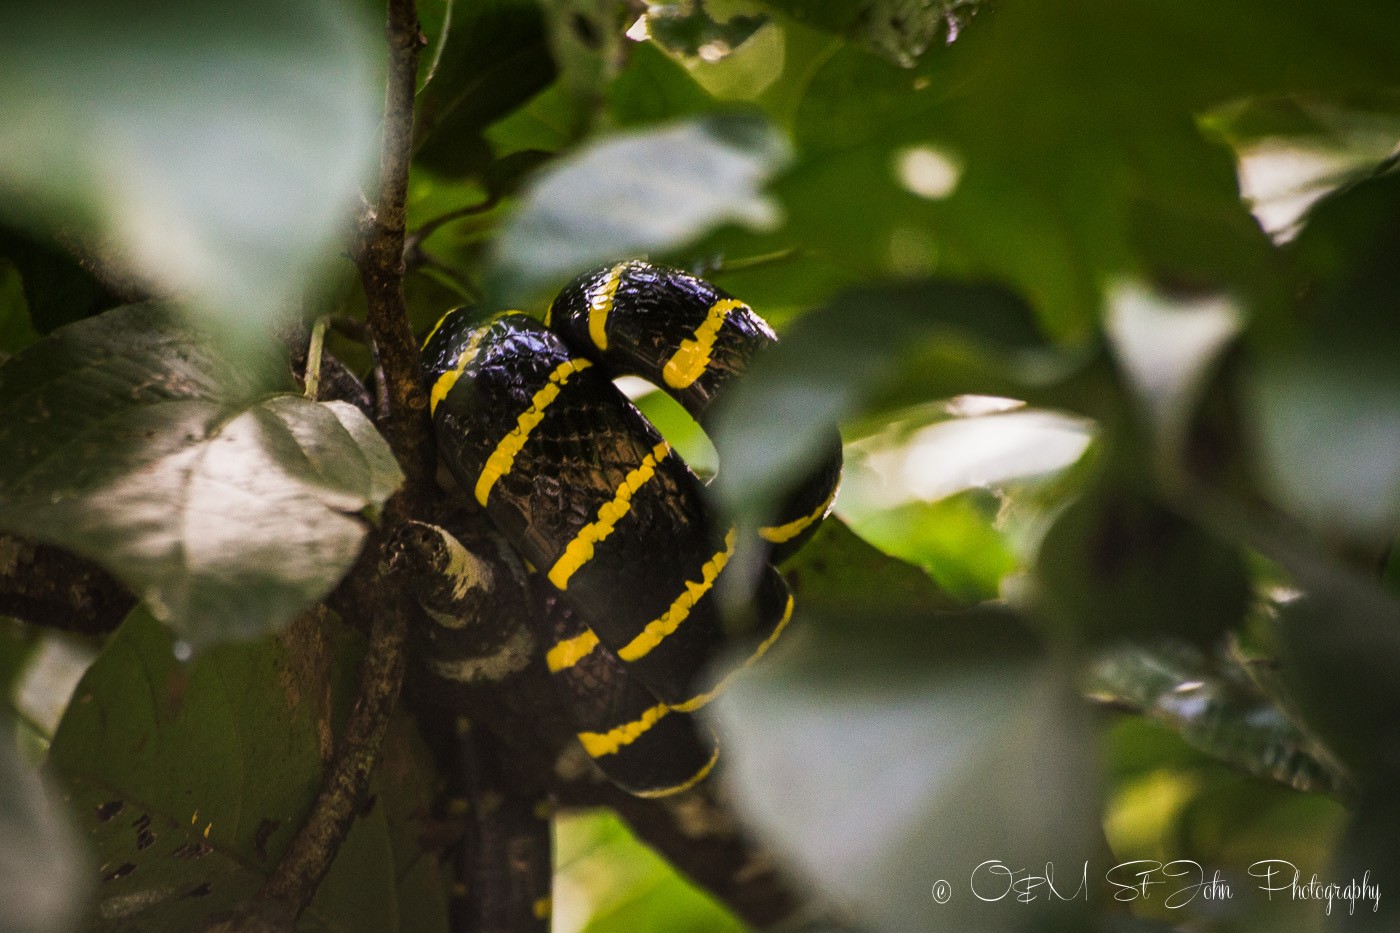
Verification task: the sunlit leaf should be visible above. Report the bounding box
[757,0,976,66]
[0,305,403,645]
[0,0,380,338]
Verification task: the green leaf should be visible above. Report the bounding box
[0,305,403,645]
[780,517,962,621]
[1243,170,1400,546]
[488,113,791,307]
[1088,641,1345,796]
[709,604,1095,933]
[48,609,447,932]
[0,725,89,933]
[606,42,717,127]
[0,0,380,337]
[556,812,745,933]
[844,493,1015,604]
[414,0,558,178]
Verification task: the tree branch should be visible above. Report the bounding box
[354,0,434,518]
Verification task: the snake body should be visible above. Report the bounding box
[422,260,840,797]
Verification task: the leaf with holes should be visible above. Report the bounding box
[48,609,448,932]
[0,304,403,645]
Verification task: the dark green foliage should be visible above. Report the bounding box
[0,0,1398,930]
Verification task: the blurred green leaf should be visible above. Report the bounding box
[489,113,791,306]
[0,621,39,698]
[0,0,380,338]
[1243,169,1400,546]
[48,609,447,932]
[0,305,403,645]
[709,606,1094,933]
[758,0,1399,338]
[845,492,1015,603]
[1036,482,1251,649]
[414,0,558,178]
[1274,556,1400,789]
[0,726,89,933]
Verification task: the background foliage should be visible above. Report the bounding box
[1,0,1399,931]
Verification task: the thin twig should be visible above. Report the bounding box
[407,195,499,248]
[303,317,328,400]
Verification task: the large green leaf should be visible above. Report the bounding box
[708,605,1095,933]
[413,0,558,178]
[0,727,89,933]
[48,609,448,932]
[0,305,403,645]
[0,0,379,338]
[488,113,791,307]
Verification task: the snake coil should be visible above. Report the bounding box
[421,260,841,798]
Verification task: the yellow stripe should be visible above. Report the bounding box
[662,298,745,390]
[545,629,599,673]
[421,310,454,349]
[428,326,489,416]
[532,896,552,920]
[577,703,670,758]
[588,263,626,351]
[474,358,592,505]
[617,529,737,663]
[670,592,795,712]
[547,441,671,590]
[634,744,721,798]
[759,483,839,544]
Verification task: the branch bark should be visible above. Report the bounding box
[355,0,435,519]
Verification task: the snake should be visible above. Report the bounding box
[420,260,841,799]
